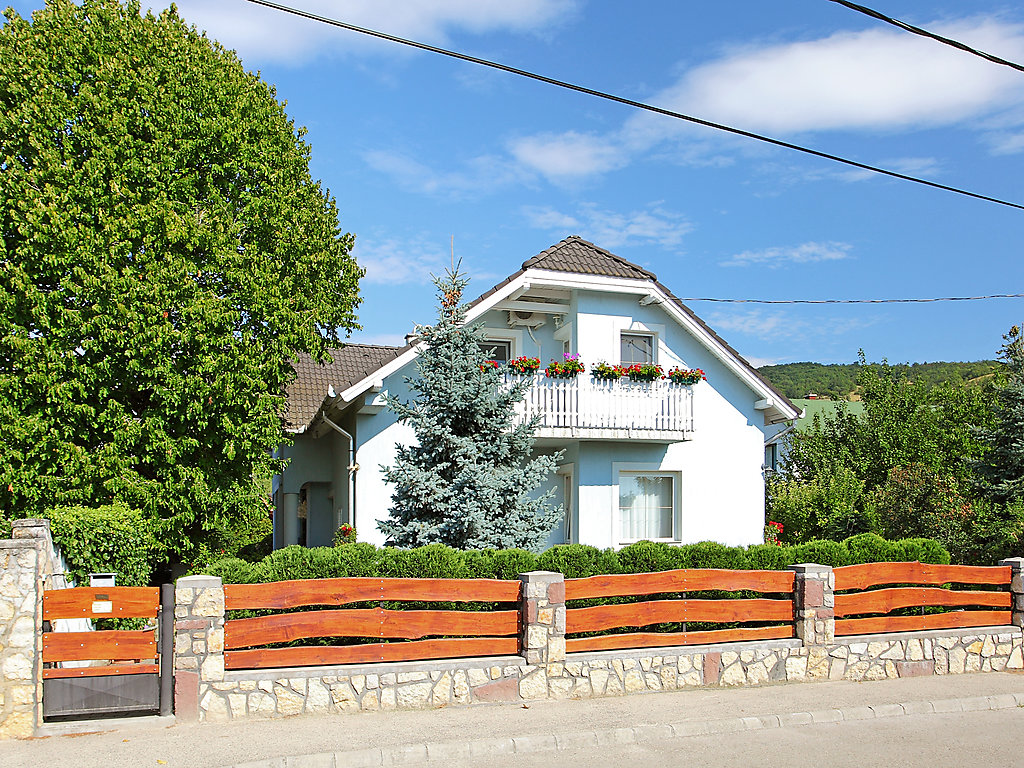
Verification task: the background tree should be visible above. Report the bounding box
[974,326,1024,503]
[0,1,362,564]
[379,268,561,552]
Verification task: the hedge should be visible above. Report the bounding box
[47,504,158,587]
[201,533,950,585]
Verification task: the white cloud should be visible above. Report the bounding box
[987,132,1024,155]
[720,241,853,268]
[354,237,451,285]
[161,0,578,64]
[523,202,693,249]
[362,149,523,197]
[507,132,628,181]
[707,308,878,342]
[625,18,1024,143]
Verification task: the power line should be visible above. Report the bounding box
[829,0,1024,74]
[678,294,1024,304]
[243,0,1024,213]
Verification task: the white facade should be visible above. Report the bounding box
[275,238,798,551]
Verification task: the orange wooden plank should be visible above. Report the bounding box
[564,569,795,601]
[835,610,1012,636]
[43,587,160,620]
[42,631,156,663]
[833,563,1010,591]
[835,587,1010,617]
[566,598,792,634]
[225,607,519,649]
[225,637,519,669]
[566,625,794,653]
[43,663,159,679]
[224,577,521,611]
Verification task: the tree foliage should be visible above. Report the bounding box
[758,360,999,400]
[0,1,362,559]
[379,268,561,552]
[973,326,1024,503]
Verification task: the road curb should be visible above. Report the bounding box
[226,691,1024,768]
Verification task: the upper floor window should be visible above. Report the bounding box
[479,339,511,364]
[620,332,654,365]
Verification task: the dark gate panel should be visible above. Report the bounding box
[43,673,159,719]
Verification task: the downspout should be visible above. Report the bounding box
[321,414,358,535]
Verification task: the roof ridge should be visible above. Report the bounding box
[522,235,657,281]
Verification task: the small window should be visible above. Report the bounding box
[619,472,675,541]
[620,333,654,365]
[479,340,511,364]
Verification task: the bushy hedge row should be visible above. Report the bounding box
[47,505,158,587]
[202,533,949,585]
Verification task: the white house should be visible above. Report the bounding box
[274,236,799,550]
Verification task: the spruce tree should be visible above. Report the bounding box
[379,267,561,551]
[974,326,1024,503]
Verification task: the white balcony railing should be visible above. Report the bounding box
[507,375,694,437]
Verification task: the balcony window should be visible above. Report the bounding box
[620,332,654,365]
[619,472,676,541]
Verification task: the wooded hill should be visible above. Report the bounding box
[757,360,1000,400]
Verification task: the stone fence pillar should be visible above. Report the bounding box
[519,571,566,665]
[174,575,225,722]
[1000,557,1024,628]
[789,563,834,646]
[0,519,54,739]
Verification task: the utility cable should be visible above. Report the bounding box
[243,0,1024,213]
[677,294,1024,304]
[829,0,1024,74]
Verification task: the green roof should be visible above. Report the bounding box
[791,399,865,432]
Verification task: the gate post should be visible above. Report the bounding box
[173,575,225,722]
[999,557,1024,627]
[0,519,53,739]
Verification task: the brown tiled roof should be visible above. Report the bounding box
[522,235,657,280]
[284,344,402,431]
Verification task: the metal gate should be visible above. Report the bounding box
[41,584,173,720]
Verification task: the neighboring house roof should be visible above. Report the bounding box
[284,344,402,430]
[790,398,865,432]
[286,236,800,432]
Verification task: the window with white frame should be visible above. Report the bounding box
[620,332,654,365]
[478,339,511,364]
[619,472,676,541]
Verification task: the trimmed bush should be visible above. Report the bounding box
[200,535,950,585]
[47,504,158,587]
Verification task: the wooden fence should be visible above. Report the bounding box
[833,562,1012,635]
[563,569,796,653]
[222,577,522,670]
[42,586,161,678]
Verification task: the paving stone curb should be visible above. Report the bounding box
[225,692,1024,768]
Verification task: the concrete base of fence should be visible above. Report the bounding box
[193,625,1023,722]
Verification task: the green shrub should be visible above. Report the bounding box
[745,544,795,570]
[790,539,851,567]
[676,541,751,570]
[47,505,158,587]
[843,533,897,564]
[893,537,952,565]
[537,544,620,578]
[617,540,676,572]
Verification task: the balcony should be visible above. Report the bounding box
[509,375,694,441]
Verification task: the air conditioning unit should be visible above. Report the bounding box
[507,310,546,328]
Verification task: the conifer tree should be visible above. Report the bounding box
[974,326,1024,503]
[379,268,561,551]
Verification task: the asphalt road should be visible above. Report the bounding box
[476,707,1024,768]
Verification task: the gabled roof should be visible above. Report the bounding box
[284,344,402,430]
[286,236,800,432]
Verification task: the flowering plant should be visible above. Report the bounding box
[506,356,541,375]
[764,520,783,547]
[667,367,706,385]
[478,359,499,372]
[545,352,585,378]
[623,362,664,382]
[591,361,626,380]
[334,524,357,545]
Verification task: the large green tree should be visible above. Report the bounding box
[0,1,362,558]
[974,326,1024,503]
[379,268,561,552]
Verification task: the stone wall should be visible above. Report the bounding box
[0,520,55,738]
[185,565,1024,722]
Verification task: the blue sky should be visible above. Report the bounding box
[11,1,1024,365]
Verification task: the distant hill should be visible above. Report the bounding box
[757,361,1000,400]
